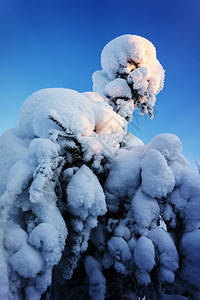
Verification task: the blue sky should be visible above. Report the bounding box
[0,0,200,170]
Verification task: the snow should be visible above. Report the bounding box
[32,89,95,138]
[101,35,158,80]
[5,221,28,254]
[180,229,200,288]
[127,236,137,252]
[148,227,179,272]
[134,236,155,272]
[179,169,200,231]
[122,132,144,148]
[93,34,164,119]
[6,159,34,195]
[104,78,132,99]
[146,133,182,161]
[114,222,131,241]
[18,88,95,139]
[92,70,110,93]
[85,255,106,300]
[82,91,111,110]
[167,188,187,216]
[107,236,132,262]
[10,243,44,278]
[101,252,114,269]
[28,138,60,167]
[25,286,41,300]
[160,266,175,283]
[105,148,143,212]
[0,128,30,197]
[131,188,160,235]
[17,88,127,156]
[136,269,151,285]
[29,223,61,265]
[141,148,175,198]
[67,165,106,219]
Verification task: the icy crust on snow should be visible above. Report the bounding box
[93,34,165,120]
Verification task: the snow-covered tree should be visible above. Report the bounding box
[0,34,200,300]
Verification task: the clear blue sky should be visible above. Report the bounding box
[0,0,200,170]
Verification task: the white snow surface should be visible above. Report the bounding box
[104,78,132,99]
[105,148,143,212]
[10,243,44,278]
[93,34,164,120]
[85,256,106,300]
[101,35,162,83]
[17,88,127,154]
[148,227,179,272]
[180,229,200,288]
[134,236,155,272]
[108,236,132,263]
[146,133,182,161]
[67,165,107,219]
[131,188,160,235]
[141,148,175,198]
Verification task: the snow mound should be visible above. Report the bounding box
[93,34,164,119]
[147,133,182,161]
[141,148,175,198]
[180,230,200,288]
[67,165,106,219]
[18,88,95,139]
[101,35,157,80]
[134,236,155,272]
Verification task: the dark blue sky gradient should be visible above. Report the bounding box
[0,0,200,170]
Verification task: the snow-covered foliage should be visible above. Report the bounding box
[93,34,165,120]
[0,34,200,300]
